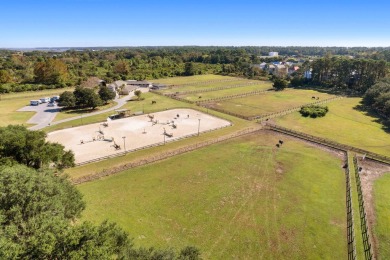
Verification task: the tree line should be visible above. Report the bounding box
[1,46,390,93]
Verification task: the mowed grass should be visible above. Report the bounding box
[78,132,346,259]
[53,100,118,122]
[373,174,390,259]
[276,97,390,156]
[154,74,240,85]
[0,88,73,127]
[210,89,335,117]
[158,80,249,94]
[179,82,272,102]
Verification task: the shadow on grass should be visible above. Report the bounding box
[60,107,99,115]
[354,101,390,133]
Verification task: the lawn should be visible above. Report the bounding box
[210,89,336,117]
[0,88,73,127]
[276,97,390,156]
[78,131,346,259]
[154,74,240,85]
[52,100,118,122]
[373,173,390,259]
[179,82,272,102]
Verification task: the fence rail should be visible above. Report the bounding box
[196,89,270,104]
[161,82,260,96]
[353,156,374,260]
[167,78,247,88]
[75,122,233,167]
[72,127,262,184]
[266,123,390,165]
[346,152,357,260]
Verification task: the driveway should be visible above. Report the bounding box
[18,103,61,128]
[26,88,149,130]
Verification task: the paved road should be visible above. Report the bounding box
[26,89,148,130]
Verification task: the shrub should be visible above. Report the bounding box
[299,105,329,118]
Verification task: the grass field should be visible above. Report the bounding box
[209,89,335,117]
[158,80,251,94]
[374,174,390,259]
[276,97,390,156]
[179,82,272,102]
[153,74,241,85]
[0,88,73,127]
[53,100,118,122]
[78,131,346,259]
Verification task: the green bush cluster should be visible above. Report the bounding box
[299,105,329,118]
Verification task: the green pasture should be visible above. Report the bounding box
[0,88,73,127]
[276,97,390,156]
[78,132,346,259]
[179,82,272,102]
[154,74,240,85]
[158,80,252,94]
[210,89,335,117]
[374,174,390,259]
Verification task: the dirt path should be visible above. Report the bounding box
[357,158,390,258]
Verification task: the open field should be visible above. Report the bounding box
[275,97,390,156]
[48,108,230,164]
[158,80,251,94]
[0,88,73,127]
[153,74,241,85]
[374,174,390,259]
[178,83,272,102]
[78,131,346,259]
[208,89,336,117]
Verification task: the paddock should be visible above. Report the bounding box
[47,108,231,164]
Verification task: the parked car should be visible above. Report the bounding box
[30,100,40,106]
[47,103,55,107]
[40,97,50,103]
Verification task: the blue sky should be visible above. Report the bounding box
[1,0,389,48]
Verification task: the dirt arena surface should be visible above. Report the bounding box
[47,108,231,163]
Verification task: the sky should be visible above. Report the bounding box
[1,0,390,48]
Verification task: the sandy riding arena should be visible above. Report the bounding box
[47,108,231,164]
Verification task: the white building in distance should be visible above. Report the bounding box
[269,52,279,57]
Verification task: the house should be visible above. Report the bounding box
[127,80,152,88]
[252,62,267,70]
[274,65,288,77]
[267,64,276,74]
[119,85,138,95]
[288,66,300,75]
[304,70,312,79]
[108,80,127,93]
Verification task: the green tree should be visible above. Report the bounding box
[58,91,76,107]
[0,125,75,169]
[74,86,102,109]
[134,89,142,100]
[184,62,196,76]
[0,70,12,83]
[272,78,288,91]
[98,85,116,104]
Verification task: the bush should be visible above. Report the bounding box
[299,105,329,118]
